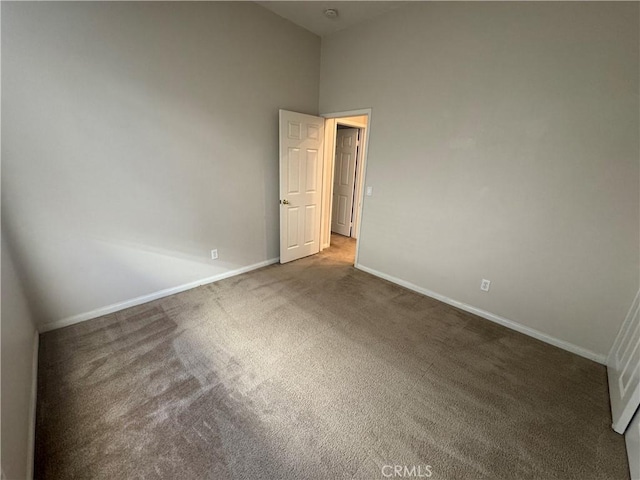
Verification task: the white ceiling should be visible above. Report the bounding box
[256,1,409,37]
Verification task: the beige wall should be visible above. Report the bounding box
[2,2,320,328]
[320,2,640,357]
[1,235,38,480]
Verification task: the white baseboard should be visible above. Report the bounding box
[27,331,39,480]
[355,263,607,365]
[39,258,279,333]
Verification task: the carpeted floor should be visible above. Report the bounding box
[35,234,628,479]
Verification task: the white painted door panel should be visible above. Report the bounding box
[626,411,640,480]
[279,110,324,264]
[331,128,358,237]
[608,289,640,433]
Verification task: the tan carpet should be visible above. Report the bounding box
[35,235,628,479]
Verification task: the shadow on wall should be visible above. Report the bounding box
[1,221,43,324]
[1,1,321,327]
[1,218,267,328]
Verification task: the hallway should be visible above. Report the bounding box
[325,233,356,265]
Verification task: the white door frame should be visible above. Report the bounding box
[320,108,372,266]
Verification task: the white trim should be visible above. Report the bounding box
[607,287,640,433]
[355,263,607,365]
[39,258,279,333]
[332,123,366,241]
[320,108,373,266]
[319,117,337,251]
[27,331,38,480]
[350,126,367,241]
[320,109,372,118]
[608,288,640,366]
[335,118,367,129]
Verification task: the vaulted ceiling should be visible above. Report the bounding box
[256,1,409,37]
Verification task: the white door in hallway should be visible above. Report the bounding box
[608,289,640,434]
[279,110,325,264]
[331,128,358,237]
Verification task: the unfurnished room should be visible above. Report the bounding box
[1,1,640,479]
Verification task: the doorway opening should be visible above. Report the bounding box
[320,110,371,267]
[332,125,361,238]
[277,108,370,266]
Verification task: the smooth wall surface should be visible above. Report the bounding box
[320,2,640,357]
[2,2,320,327]
[1,236,38,480]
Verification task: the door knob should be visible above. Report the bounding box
[281,199,290,205]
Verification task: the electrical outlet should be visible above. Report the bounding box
[366,186,373,196]
[480,279,491,292]
[211,249,218,260]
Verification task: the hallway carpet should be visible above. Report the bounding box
[35,235,628,479]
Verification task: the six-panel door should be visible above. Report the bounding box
[608,289,640,434]
[279,110,325,264]
[331,128,358,237]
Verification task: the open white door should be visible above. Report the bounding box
[279,110,325,264]
[331,128,358,237]
[608,289,640,433]
[626,411,640,480]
